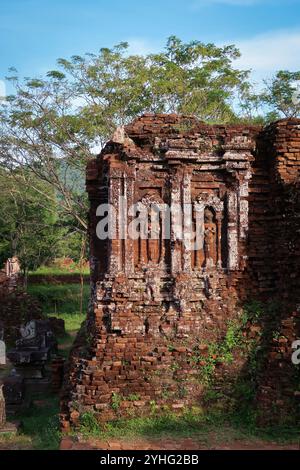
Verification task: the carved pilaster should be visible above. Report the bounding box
[223,137,254,269]
[108,175,121,275]
[227,190,239,271]
[182,171,192,273]
[216,216,222,268]
[124,171,135,275]
[170,168,183,275]
[238,170,252,240]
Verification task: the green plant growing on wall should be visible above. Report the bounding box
[79,411,100,437]
[111,392,122,411]
[241,300,265,326]
[191,311,263,387]
[149,400,158,415]
[127,394,141,402]
[170,362,180,372]
[161,390,171,400]
[177,384,188,399]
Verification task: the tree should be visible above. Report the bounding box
[235,81,267,125]
[0,168,64,277]
[0,37,251,235]
[261,70,300,119]
[147,36,249,121]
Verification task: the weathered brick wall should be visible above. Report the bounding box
[61,115,299,429]
[254,120,300,422]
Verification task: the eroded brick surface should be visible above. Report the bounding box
[61,115,300,428]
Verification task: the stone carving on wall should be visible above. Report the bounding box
[20,320,36,342]
[145,271,161,302]
[135,191,165,268]
[1,256,21,291]
[5,257,20,278]
[193,193,224,270]
[8,320,57,366]
[204,207,217,268]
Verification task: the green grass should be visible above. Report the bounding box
[29,265,90,276]
[15,395,61,450]
[27,283,87,347]
[78,409,209,440]
[76,409,300,445]
[0,395,62,450]
[57,313,85,332]
[0,433,32,450]
[27,283,89,317]
[3,405,298,450]
[27,283,87,357]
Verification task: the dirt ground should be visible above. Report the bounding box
[59,435,300,451]
[0,432,298,451]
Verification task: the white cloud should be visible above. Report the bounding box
[234,30,300,83]
[126,38,161,56]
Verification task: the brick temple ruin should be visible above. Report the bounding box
[62,114,300,427]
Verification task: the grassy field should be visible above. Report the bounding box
[3,400,299,450]
[29,265,90,276]
[27,282,89,360]
[75,408,300,447]
[27,283,89,331]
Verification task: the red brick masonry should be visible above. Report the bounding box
[61,115,300,428]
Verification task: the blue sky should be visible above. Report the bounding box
[1,0,300,89]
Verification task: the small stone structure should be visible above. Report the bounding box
[5,257,20,286]
[0,258,43,345]
[0,257,21,292]
[8,320,57,370]
[3,370,25,414]
[62,115,300,427]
